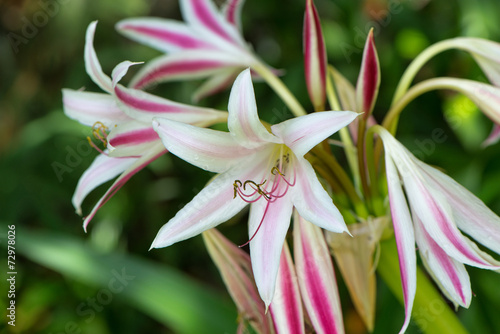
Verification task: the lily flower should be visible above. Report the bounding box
[151,68,358,306]
[63,21,227,230]
[116,0,268,101]
[378,127,500,333]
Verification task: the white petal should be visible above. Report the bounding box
[84,21,112,93]
[72,153,137,215]
[153,117,260,173]
[111,61,143,88]
[290,157,347,233]
[107,121,160,157]
[271,110,358,157]
[249,193,294,307]
[192,69,238,102]
[228,69,281,148]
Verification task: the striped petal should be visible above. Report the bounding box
[414,214,472,308]
[62,89,131,127]
[114,83,228,124]
[249,193,294,308]
[304,0,327,111]
[84,21,112,93]
[151,156,268,249]
[269,243,305,334]
[192,69,239,102]
[223,0,245,31]
[271,110,358,157]
[180,0,245,47]
[290,157,347,233]
[130,51,245,89]
[107,121,160,157]
[116,18,215,53]
[153,117,259,173]
[228,69,280,148]
[355,29,380,117]
[293,212,344,334]
[384,154,416,334]
[83,143,167,230]
[72,152,137,215]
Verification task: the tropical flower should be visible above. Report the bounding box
[378,127,500,333]
[151,68,358,306]
[116,0,268,101]
[62,21,227,230]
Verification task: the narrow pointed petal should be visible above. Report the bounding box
[203,229,271,333]
[130,51,245,89]
[483,124,500,147]
[290,158,347,233]
[249,195,294,307]
[326,217,389,332]
[384,155,416,334]
[293,213,345,334]
[417,159,500,256]
[192,70,238,102]
[72,153,137,215]
[180,0,245,47]
[153,117,258,173]
[62,89,131,127]
[228,69,280,148]
[271,110,358,157]
[356,29,380,117]
[114,83,228,124]
[83,144,167,230]
[269,243,305,334]
[107,121,159,157]
[116,18,215,53]
[111,61,143,88]
[151,157,267,248]
[414,215,472,308]
[223,0,245,30]
[84,21,112,93]
[304,0,327,111]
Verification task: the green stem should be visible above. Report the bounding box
[252,61,307,117]
[377,238,469,334]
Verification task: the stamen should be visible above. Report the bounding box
[87,137,108,155]
[88,121,110,154]
[239,198,272,248]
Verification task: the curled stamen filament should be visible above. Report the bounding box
[92,121,109,146]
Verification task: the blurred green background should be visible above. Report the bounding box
[1,0,500,333]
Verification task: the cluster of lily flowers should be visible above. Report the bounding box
[63,0,500,333]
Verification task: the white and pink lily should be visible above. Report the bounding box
[116,0,267,101]
[378,127,500,333]
[62,21,227,230]
[151,68,358,306]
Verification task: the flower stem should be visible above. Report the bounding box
[252,62,307,117]
[377,238,469,334]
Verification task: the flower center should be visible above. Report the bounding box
[87,121,109,155]
[233,145,296,247]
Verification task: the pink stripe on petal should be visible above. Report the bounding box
[191,0,234,43]
[109,128,158,147]
[115,85,185,113]
[356,29,380,117]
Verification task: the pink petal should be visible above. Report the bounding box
[290,157,347,233]
[153,117,259,173]
[83,144,167,230]
[293,212,345,334]
[303,0,327,111]
[223,0,245,30]
[72,153,137,215]
[180,0,245,47]
[116,18,215,53]
[482,124,500,147]
[62,89,131,127]
[269,243,305,334]
[114,83,228,124]
[84,21,112,93]
[130,51,243,89]
[355,29,380,117]
[384,155,416,334]
[249,191,294,307]
[107,121,160,157]
[151,156,269,249]
[413,214,471,308]
[228,69,281,148]
[271,110,358,157]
